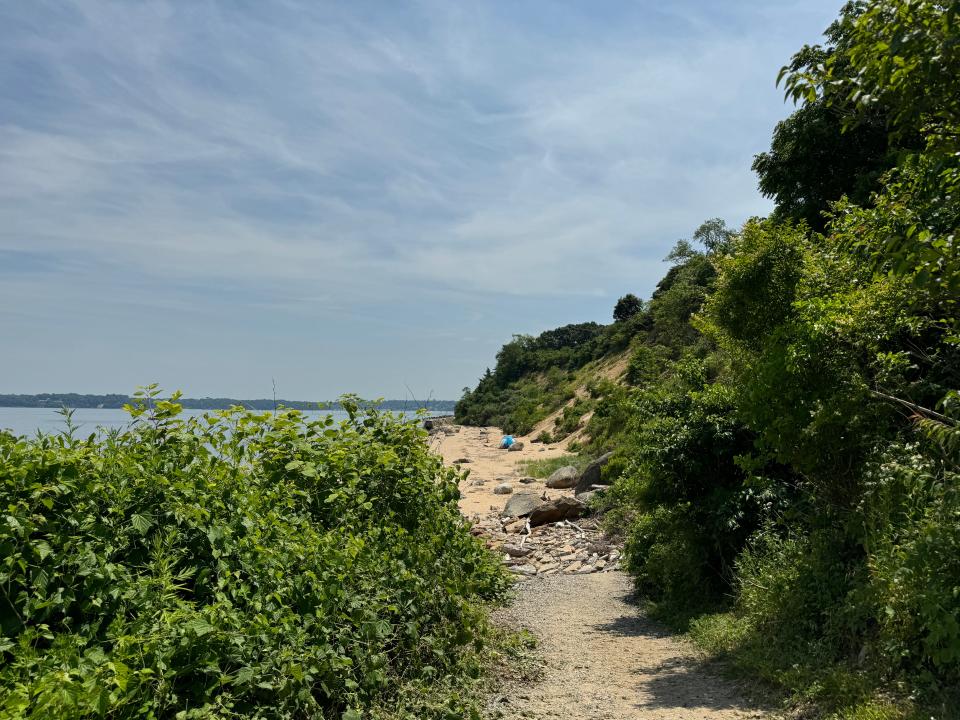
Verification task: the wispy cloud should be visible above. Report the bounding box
[0,0,841,397]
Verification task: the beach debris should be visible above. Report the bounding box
[471,515,620,579]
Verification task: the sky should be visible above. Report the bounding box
[0,0,841,401]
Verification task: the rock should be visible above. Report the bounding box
[505,519,526,533]
[470,478,486,486]
[528,496,587,527]
[574,452,613,494]
[545,465,579,489]
[493,483,513,495]
[503,491,542,518]
[507,441,525,452]
[425,417,456,433]
[518,476,536,484]
[564,561,583,573]
[509,564,538,576]
[574,490,596,504]
[453,457,471,464]
[503,545,531,558]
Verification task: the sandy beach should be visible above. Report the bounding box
[430,423,577,518]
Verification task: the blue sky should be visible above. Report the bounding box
[1,0,840,400]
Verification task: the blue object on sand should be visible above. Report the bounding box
[500,435,515,449]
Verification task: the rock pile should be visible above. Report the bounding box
[470,514,621,579]
[424,416,459,436]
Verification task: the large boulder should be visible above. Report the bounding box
[507,441,525,452]
[503,491,542,518]
[528,496,587,527]
[574,452,613,495]
[545,465,579,489]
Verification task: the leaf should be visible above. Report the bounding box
[34,540,53,560]
[184,618,215,637]
[131,514,153,535]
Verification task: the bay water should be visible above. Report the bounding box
[0,406,444,438]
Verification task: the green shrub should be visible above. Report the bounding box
[0,391,507,719]
[623,505,712,614]
[860,445,960,689]
[516,454,590,480]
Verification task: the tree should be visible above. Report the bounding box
[752,102,899,230]
[782,0,960,318]
[754,2,920,231]
[613,293,643,322]
[692,218,735,254]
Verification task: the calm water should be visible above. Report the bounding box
[0,406,442,438]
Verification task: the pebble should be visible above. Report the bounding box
[510,564,538,576]
[466,494,622,579]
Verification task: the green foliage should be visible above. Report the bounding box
[705,220,805,348]
[0,390,507,719]
[553,397,594,438]
[754,2,920,231]
[781,0,960,321]
[861,445,960,684]
[752,99,906,231]
[613,294,643,322]
[602,371,784,615]
[516,454,590,480]
[595,1,960,709]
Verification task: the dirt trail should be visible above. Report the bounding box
[489,573,769,719]
[433,423,773,720]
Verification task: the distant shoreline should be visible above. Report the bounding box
[0,393,456,412]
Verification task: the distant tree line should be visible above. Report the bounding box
[0,393,455,412]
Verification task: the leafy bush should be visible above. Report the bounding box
[0,391,507,719]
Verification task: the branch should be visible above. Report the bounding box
[870,390,958,427]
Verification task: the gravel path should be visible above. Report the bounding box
[488,572,773,720]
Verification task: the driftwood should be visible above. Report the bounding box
[519,519,532,549]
